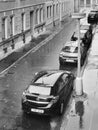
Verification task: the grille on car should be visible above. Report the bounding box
[26,95,52,108]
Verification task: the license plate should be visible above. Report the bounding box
[31,108,44,113]
[66,59,74,62]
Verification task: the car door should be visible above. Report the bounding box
[66,75,74,95]
[56,74,68,103]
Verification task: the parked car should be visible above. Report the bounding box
[87,10,98,24]
[80,24,93,48]
[21,70,75,116]
[71,26,92,50]
[59,40,87,66]
[81,19,95,34]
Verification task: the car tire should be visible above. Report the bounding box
[58,102,64,115]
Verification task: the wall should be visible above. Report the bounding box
[0,0,74,60]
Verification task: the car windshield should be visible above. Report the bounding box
[34,72,62,86]
[62,46,78,53]
[74,32,85,39]
[80,29,87,34]
[28,85,51,95]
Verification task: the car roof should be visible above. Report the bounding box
[73,31,85,38]
[80,29,87,34]
[65,41,78,47]
[33,70,70,87]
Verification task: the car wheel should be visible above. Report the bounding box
[58,102,64,115]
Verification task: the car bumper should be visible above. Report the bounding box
[59,57,77,64]
[22,101,57,116]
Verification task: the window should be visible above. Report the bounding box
[47,6,49,18]
[10,15,15,36]
[40,8,42,22]
[21,13,26,31]
[35,9,38,24]
[50,6,52,17]
[80,0,84,6]
[56,4,58,15]
[86,0,90,5]
[40,8,44,23]
[2,17,8,40]
[53,4,55,16]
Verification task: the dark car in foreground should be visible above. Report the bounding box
[59,40,87,66]
[21,70,74,116]
[87,10,98,24]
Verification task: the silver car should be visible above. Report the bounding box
[59,41,86,66]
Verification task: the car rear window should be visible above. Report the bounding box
[34,72,62,86]
[62,46,78,53]
[28,85,51,95]
[62,46,70,52]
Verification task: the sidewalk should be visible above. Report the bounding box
[64,26,98,130]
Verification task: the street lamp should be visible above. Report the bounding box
[72,13,86,96]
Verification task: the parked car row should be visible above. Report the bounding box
[21,9,98,117]
[59,12,96,67]
[59,40,87,66]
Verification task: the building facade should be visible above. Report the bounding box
[0,0,98,60]
[74,0,98,12]
[0,0,74,60]
[79,0,98,8]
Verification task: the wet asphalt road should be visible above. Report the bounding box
[0,20,77,130]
